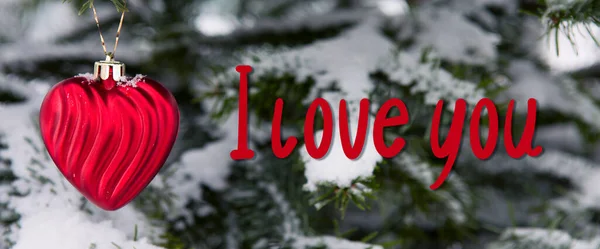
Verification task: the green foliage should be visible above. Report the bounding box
[309,176,379,218]
[62,0,128,15]
[529,0,600,55]
[154,232,186,249]
[199,65,340,127]
[488,227,600,249]
[7,0,600,248]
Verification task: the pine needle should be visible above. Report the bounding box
[539,0,600,55]
[111,242,122,249]
[133,224,138,242]
[63,0,128,14]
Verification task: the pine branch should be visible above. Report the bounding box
[542,0,600,26]
[489,228,600,249]
[62,0,128,15]
[537,0,600,55]
[308,177,379,219]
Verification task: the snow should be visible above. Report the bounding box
[232,6,485,192]
[260,181,382,249]
[77,73,97,81]
[395,154,435,187]
[0,0,24,41]
[504,60,569,109]
[26,2,79,43]
[0,1,143,70]
[412,7,501,66]
[0,42,146,70]
[237,8,366,35]
[375,0,409,17]
[7,0,600,247]
[292,17,389,189]
[301,112,382,192]
[505,60,600,131]
[0,0,145,70]
[535,123,584,153]
[195,13,237,37]
[74,73,146,87]
[283,1,337,20]
[117,74,146,87]
[241,13,393,102]
[382,51,486,108]
[471,147,600,216]
[227,15,394,192]
[491,228,600,249]
[292,235,384,249]
[192,0,355,37]
[163,109,242,222]
[393,154,469,224]
[539,22,600,73]
[13,209,162,249]
[293,16,395,101]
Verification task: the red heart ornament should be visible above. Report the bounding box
[39,62,179,211]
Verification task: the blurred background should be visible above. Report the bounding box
[2,0,600,249]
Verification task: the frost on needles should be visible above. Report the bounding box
[2,0,600,248]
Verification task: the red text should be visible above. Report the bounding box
[230,65,543,191]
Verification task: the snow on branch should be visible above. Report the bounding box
[164,111,240,223]
[0,42,146,71]
[300,111,382,192]
[222,15,397,193]
[394,154,470,224]
[258,182,383,249]
[209,8,366,37]
[411,7,501,66]
[291,235,383,249]
[505,60,600,132]
[379,50,486,108]
[470,147,600,213]
[534,0,600,71]
[488,228,600,249]
[232,10,486,196]
[541,0,600,38]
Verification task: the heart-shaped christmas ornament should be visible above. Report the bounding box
[39,57,180,211]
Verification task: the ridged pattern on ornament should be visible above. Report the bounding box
[39,75,179,211]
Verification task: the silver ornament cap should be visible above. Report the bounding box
[94,53,126,81]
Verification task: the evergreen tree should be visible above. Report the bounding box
[1,0,600,249]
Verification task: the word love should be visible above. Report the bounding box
[229,65,542,190]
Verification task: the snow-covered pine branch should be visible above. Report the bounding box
[489,228,600,249]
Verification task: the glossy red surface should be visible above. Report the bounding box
[39,74,179,211]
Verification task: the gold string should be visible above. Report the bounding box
[90,2,127,60]
[91,3,108,56]
[113,11,126,58]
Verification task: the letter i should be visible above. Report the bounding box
[230,65,255,160]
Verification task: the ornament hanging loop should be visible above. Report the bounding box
[105,52,114,61]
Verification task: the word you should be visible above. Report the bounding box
[229,65,542,190]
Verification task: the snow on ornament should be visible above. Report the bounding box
[39,55,180,211]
